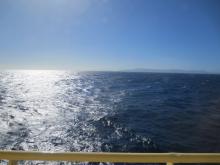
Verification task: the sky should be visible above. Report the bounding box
[0,0,220,72]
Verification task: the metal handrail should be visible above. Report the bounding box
[1,151,220,165]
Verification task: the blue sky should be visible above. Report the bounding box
[0,0,220,72]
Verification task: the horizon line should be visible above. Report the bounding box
[0,68,220,75]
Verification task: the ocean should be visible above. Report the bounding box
[0,70,220,163]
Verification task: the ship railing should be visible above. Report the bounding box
[1,151,220,165]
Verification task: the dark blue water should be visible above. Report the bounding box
[84,72,220,153]
[1,71,220,157]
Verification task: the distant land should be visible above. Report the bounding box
[120,68,216,74]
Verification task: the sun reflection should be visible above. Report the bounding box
[0,70,116,153]
[0,70,71,150]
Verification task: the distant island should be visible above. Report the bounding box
[120,68,212,74]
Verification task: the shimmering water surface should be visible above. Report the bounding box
[1,71,220,163]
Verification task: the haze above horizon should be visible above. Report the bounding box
[0,0,220,72]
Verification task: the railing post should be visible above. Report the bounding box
[167,162,173,165]
[9,160,17,165]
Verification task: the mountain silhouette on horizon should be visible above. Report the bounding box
[120,68,210,74]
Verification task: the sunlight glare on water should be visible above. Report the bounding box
[0,70,87,151]
[0,70,125,155]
